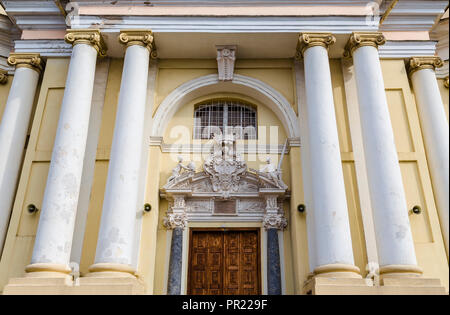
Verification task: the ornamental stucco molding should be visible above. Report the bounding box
[7,53,44,74]
[296,33,336,58]
[119,30,157,57]
[163,195,188,230]
[65,29,107,57]
[263,195,287,230]
[263,213,288,230]
[444,76,449,89]
[406,56,444,77]
[163,212,188,230]
[160,135,289,226]
[344,32,386,58]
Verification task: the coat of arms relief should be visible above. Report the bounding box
[160,134,289,230]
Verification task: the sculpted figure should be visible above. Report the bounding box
[167,156,195,184]
[259,157,284,189]
[212,133,223,159]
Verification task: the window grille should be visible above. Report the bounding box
[193,100,257,140]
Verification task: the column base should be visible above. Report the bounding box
[24,263,72,280]
[379,264,423,279]
[3,270,145,295]
[86,263,137,278]
[303,275,446,295]
[313,264,362,279]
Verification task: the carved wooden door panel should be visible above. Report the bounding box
[189,231,209,295]
[188,229,260,295]
[239,231,259,295]
[207,232,224,295]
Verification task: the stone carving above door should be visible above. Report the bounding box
[160,134,289,228]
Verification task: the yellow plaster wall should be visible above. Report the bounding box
[0,75,13,122]
[437,78,448,122]
[381,59,449,291]
[136,146,162,294]
[288,147,309,294]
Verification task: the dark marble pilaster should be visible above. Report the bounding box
[267,228,282,295]
[167,227,183,295]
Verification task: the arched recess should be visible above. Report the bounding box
[151,74,300,138]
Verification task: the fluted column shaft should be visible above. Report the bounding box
[298,33,359,278]
[345,33,421,277]
[408,57,449,256]
[27,30,106,276]
[0,54,43,254]
[90,31,153,276]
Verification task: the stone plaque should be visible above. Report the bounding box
[214,200,237,215]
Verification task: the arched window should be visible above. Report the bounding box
[193,100,257,140]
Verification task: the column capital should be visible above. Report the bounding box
[0,69,8,84]
[263,213,288,230]
[163,212,188,230]
[296,33,336,58]
[344,32,386,58]
[119,30,156,56]
[444,76,449,89]
[7,53,45,74]
[407,56,444,77]
[65,29,107,57]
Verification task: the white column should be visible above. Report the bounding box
[0,54,42,254]
[89,31,153,277]
[408,57,449,256]
[346,33,421,277]
[298,33,360,278]
[26,30,106,277]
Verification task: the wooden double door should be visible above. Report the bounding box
[187,228,261,295]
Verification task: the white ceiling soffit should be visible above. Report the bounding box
[1,0,67,30]
[380,0,449,31]
[70,16,379,34]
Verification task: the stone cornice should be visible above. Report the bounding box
[407,56,444,77]
[296,33,336,58]
[64,29,107,57]
[344,32,386,58]
[7,53,44,74]
[118,30,156,55]
[0,69,8,84]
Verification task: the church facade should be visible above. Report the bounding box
[0,0,448,295]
